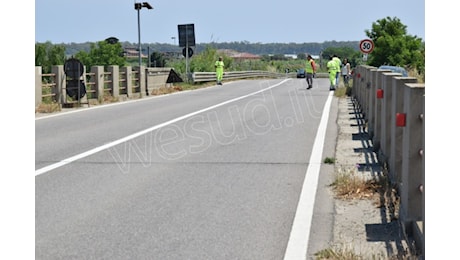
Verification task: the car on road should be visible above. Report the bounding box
[378,65,408,77]
[296,69,306,78]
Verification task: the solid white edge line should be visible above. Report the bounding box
[35,79,290,176]
[283,91,334,260]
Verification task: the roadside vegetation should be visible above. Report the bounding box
[36,16,424,79]
[315,162,408,259]
[330,166,384,200]
[314,244,363,260]
[35,16,423,111]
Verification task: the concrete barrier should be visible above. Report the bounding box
[351,65,425,255]
[35,67,293,106]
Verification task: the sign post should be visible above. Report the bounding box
[178,24,195,82]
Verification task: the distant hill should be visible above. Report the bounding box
[44,40,360,57]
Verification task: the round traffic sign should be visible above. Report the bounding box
[359,39,374,54]
[182,47,193,58]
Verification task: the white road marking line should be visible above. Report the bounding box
[283,91,333,260]
[35,79,290,176]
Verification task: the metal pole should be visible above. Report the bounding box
[186,44,189,82]
[185,25,189,82]
[147,46,150,67]
[137,8,142,68]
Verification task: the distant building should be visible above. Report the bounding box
[286,54,320,60]
[218,49,261,61]
[123,47,147,58]
[284,54,297,59]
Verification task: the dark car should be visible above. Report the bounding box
[296,69,306,78]
[378,65,408,77]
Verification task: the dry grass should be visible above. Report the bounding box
[314,243,414,260]
[102,95,119,103]
[318,166,408,259]
[314,244,363,260]
[150,85,184,95]
[407,68,424,83]
[330,167,382,200]
[334,79,353,98]
[35,102,61,113]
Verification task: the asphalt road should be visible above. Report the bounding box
[35,78,338,260]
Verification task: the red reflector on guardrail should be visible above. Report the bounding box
[396,113,406,127]
[377,89,384,99]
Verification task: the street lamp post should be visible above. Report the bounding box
[134,2,153,69]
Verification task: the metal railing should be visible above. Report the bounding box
[192,71,329,83]
[192,70,285,82]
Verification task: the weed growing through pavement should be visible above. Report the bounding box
[323,157,336,164]
[330,166,382,200]
[314,243,362,260]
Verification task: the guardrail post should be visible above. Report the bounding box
[366,68,382,140]
[122,66,132,97]
[35,66,42,108]
[108,66,119,99]
[400,83,425,234]
[91,66,104,103]
[52,65,65,105]
[389,77,418,187]
[378,72,401,163]
[137,66,147,97]
[351,66,365,107]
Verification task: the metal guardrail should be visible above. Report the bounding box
[192,71,330,83]
[192,70,286,83]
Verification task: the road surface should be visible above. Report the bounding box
[35,78,338,259]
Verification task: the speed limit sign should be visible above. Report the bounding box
[359,39,374,54]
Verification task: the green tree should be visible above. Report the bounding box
[189,45,217,72]
[150,52,166,67]
[35,41,66,73]
[297,53,306,60]
[365,16,424,74]
[188,46,233,73]
[75,40,126,70]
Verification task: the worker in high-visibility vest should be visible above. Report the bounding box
[215,56,224,85]
[305,55,316,89]
[332,54,342,88]
[327,55,337,91]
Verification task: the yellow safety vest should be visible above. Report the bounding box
[215,61,224,71]
[305,59,314,73]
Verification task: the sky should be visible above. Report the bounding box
[35,0,426,44]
